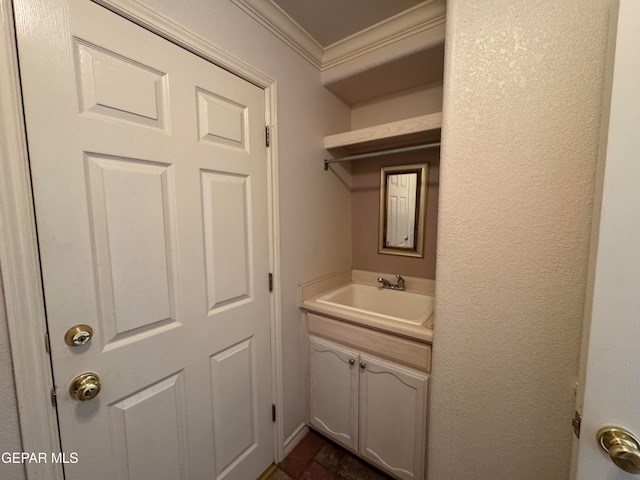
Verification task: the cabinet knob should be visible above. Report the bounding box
[360,362,366,370]
[349,358,355,366]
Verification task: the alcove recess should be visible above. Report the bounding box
[321,37,445,280]
[323,110,442,280]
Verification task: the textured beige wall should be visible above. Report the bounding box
[429,1,612,478]
[351,149,439,279]
[0,272,27,480]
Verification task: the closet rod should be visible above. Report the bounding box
[323,142,440,170]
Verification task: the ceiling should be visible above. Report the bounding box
[271,0,425,47]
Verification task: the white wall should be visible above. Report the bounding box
[429,1,613,478]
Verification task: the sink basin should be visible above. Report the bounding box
[316,284,433,325]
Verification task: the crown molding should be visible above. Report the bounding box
[231,0,445,71]
[322,1,445,69]
[230,0,324,69]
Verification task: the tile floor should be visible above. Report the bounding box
[266,430,392,480]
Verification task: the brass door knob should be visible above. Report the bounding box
[69,372,101,401]
[598,427,640,474]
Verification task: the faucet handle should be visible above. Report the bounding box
[379,276,405,290]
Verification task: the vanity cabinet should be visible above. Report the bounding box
[309,336,359,451]
[358,352,428,480]
[309,330,429,480]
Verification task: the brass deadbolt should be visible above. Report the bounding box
[64,325,93,346]
[69,372,101,401]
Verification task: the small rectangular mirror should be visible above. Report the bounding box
[378,163,428,258]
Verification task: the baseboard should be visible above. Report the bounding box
[283,423,309,458]
[257,463,278,479]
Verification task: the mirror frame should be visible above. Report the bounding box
[378,163,428,258]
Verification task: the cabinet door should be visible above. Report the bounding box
[309,335,359,452]
[359,354,428,480]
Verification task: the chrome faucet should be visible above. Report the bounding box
[377,274,406,291]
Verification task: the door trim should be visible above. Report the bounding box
[0,1,64,478]
[0,2,284,478]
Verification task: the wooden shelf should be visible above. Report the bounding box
[324,112,442,154]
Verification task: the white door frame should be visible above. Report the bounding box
[0,1,284,478]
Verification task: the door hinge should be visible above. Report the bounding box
[269,273,273,292]
[44,332,51,353]
[272,404,276,422]
[50,387,57,407]
[265,126,270,147]
[572,410,581,438]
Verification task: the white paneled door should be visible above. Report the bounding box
[386,173,416,248]
[574,0,640,477]
[14,0,273,478]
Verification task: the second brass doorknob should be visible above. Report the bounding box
[598,426,640,474]
[69,372,101,401]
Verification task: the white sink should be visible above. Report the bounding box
[316,283,433,325]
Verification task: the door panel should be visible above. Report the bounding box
[75,39,170,130]
[197,88,248,150]
[201,171,252,310]
[210,338,259,477]
[109,372,189,480]
[308,335,359,452]
[359,354,427,480]
[86,154,179,345]
[14,0,273,478]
